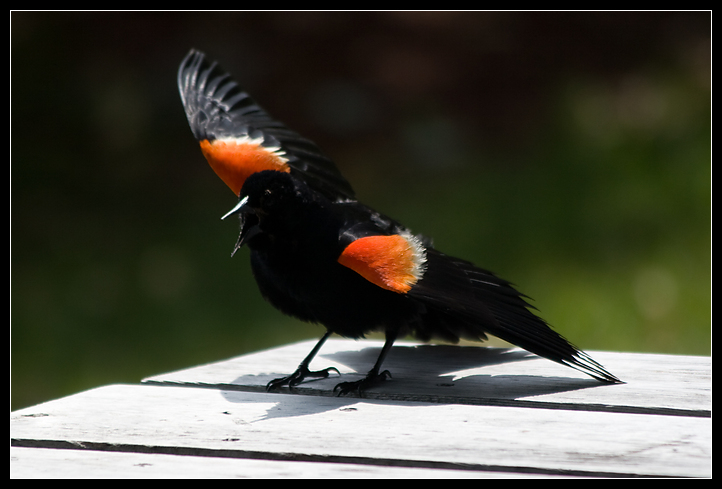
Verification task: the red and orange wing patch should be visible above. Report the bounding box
[200,136,291,196]
[338,232,427,294]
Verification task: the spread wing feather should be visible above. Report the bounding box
[178,49,355,201]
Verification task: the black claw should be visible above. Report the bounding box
[334,370,392,397]
[266,365,340,391]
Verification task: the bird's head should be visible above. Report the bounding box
[222,170,314,250]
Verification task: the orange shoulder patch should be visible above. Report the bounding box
[338,233,427,294]
[200,136,290,196]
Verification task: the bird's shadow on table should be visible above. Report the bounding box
[222,344,612,422]
[321,344,604,398]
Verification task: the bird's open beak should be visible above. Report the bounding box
[221,195,251,220]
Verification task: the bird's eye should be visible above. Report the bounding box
[259,189,275,209]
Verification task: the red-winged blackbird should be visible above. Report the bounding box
[178,49,621,395]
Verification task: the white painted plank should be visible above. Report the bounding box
[12,447,512,479]
[11,384,712,477]
[143,340,711,415]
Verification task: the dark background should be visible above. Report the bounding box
[11,12,710,410]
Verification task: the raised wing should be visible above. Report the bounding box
[178,49,355,200]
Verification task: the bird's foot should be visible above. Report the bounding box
[334,370,392,397]
[266,365,340,391]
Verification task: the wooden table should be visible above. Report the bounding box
[11,339,711,478]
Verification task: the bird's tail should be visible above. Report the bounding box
[408,249,622,383]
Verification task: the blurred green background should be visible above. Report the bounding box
[11,12,710,411]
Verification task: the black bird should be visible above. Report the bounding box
[178,49,621,395]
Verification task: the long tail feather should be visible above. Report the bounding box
[410,249,622,383]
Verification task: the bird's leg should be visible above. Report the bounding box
[266,330,340,391]
[334,329,398,397]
